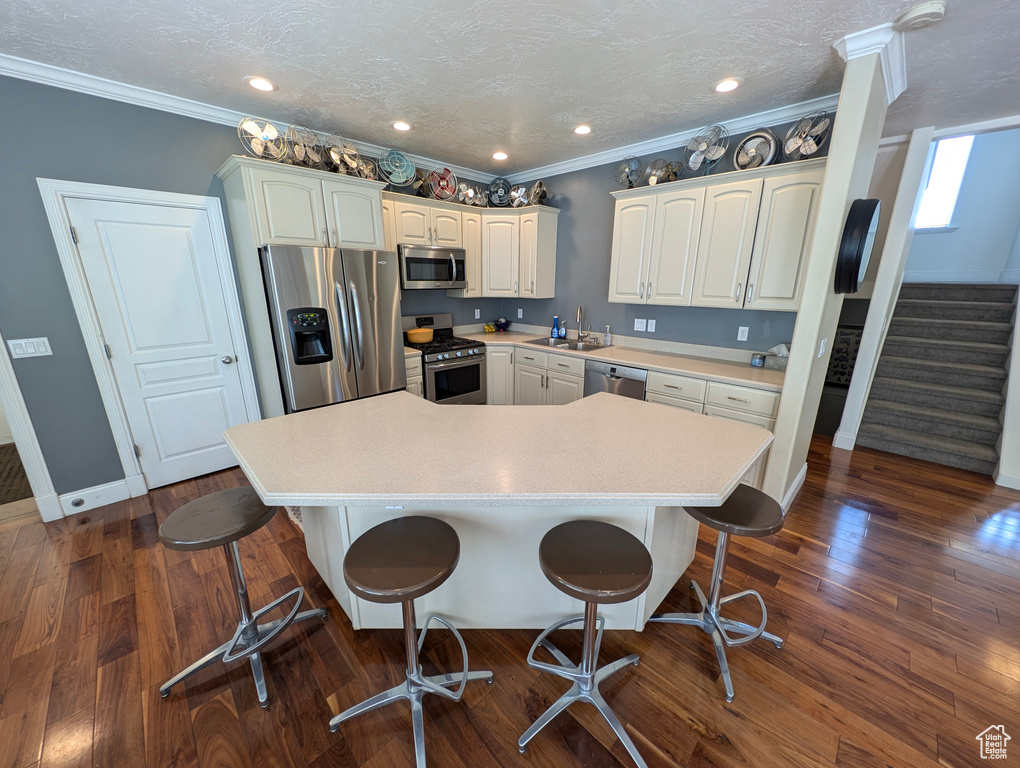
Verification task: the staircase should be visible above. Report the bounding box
[857,283,1017,476]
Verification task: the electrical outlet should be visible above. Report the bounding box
[517,308,523,319]
[818,338,827,358]
[634,319,646,332]
[737,326,749,342]
[474,309,480,319]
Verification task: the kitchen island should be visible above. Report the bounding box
[224,391,772,630]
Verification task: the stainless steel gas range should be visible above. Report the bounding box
[402,313,486,405]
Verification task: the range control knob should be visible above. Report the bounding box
[473,348,480,354]
[456,351,463,357]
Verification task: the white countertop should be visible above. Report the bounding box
[463,332,784,391]
[225,391,772,508]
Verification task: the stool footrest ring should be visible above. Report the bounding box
[415,614,472,702]
[525,614,605,685]
[223,586,306,663]
[716,588,767,647]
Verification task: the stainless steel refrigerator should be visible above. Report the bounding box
[260,245,406,413]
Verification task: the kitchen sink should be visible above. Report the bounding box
[522,338,603,352]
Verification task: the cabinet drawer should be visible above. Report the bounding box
[515,349,548,369]
[703,404,775,430]
[404,354,422,378]
[705,382,779,417]
[645,391,703,413]
[545,352,585,377]
[645,371,706,403]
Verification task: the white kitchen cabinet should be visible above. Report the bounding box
[608,189,704,306]
[486,346,515,404]
[405,353,423,398]
[547,369,585,405]
[322,179,386,249]
[482,215,520,297]
[702,381,778,490]
[448,211,482,299]
[247,164,329,247]
[481,209,558,299]
[691,179,764,308]
[645,392,704,413]
[513,350,583,405]
[514,363,546,405]
[743,170,823,310]
[381,196,397,252]
[393,199,463,247]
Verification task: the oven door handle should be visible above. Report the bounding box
[428,356,484,371]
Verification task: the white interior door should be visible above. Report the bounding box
[64,197,250,488]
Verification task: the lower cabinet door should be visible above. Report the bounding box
[546,370,584,405]
[703,404,774,489]
[486,347,514,405]
[406,377,424,398]
[514,364,546,405]
[645,391,703,413]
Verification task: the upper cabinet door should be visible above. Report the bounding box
[249,166,328,246]
[448,211,482,298]
[608,195,657,304]
[321,180,385,249]
[393,201,431,245]
[691,179,763,308]
[744,170,823,311]
[431,209,463,247]
[519,212,538,298]
[381,196,397,252]
[482,216,520,296]
[646,188,706,306]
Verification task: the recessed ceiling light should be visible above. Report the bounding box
[244,76,278,92]
[714,78,742,93]
[391,121,413,131]
[574,125,592,136]
[493,152,508,160]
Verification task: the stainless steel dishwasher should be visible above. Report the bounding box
[583,360,648,399]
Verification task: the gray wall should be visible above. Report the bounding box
[0,75,241,493]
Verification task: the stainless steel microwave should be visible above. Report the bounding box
[398,244,467,290]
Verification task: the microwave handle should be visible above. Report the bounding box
[449,252,456,284]
[334,282,352,372]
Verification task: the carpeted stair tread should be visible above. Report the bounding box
[898,283,1018,303]
[893,299,1015,322]
[867,377,1005,418]
[877,356,1007,379]
[869,376,1005,405]
[880,336,1010,367]
[863,399,1001,431]
[875,356,1007,391]
[861,400,1001,446]
[886,317,1013,344]
[856,423,998,475]
[882,336,1009,355]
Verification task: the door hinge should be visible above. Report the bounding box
[104,344,112,359]
[133,444,141,458]
[70,226,78,244]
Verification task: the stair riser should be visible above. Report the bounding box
[898,285,1018,303]
[886,319,1012,344]
[874,362,1006,392]
[856,432,997,476]
[880,341,1009,367]
[867,384,1004,418]
[894,303,1015,322]
[860,410,1000,446]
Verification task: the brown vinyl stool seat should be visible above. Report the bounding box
[650,483,786,702]
[157,487,326,707]
[519,520,653,768]
[329,516,492,768]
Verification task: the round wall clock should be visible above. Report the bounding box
[834,198,881,294]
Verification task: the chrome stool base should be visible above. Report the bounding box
[159,540,326,707]
[649,531,782,702]
[329,603,492,768]
[518,604,647,768]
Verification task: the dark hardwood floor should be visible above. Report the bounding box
[1,434,1019,768]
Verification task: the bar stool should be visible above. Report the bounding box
[158,487,327,707]
[518,520,653,768]
[329,516,492,768]
[649,484,785,702]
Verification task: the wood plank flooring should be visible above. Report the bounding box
[1,435,1019,767]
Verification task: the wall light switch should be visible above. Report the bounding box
[7,337,53,359]
[474,309,480,319]
[737,326,749,342]
[818,338,827,358]
[517,308,523,319]
[647,319,656,332]
[634,319,646,332]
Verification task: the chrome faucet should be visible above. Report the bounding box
[576,306,591,343]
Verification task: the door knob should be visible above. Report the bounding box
[221,355,234,364]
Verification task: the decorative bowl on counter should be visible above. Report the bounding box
[406,328,433,343]
[493,318,511,332]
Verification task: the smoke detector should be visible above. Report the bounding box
[895,1,946,30]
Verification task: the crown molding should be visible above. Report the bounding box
[503,92,840,184]
[833,23,907,106]
[0,52,496,184]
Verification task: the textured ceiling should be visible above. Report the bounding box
[1,0,1018,175]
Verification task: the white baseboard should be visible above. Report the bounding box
[994,470,1020,491]
[902,270,1005,283]
[125,473,148,497]
[0,437,14,446]
[832,430,857,450]
[999,269,1020,285]
[59,478,133,517]
[782,462,808,511]
[35,493,62,523]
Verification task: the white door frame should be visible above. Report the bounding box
[34,179,261,509]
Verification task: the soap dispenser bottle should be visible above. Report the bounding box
[551,316,559,338]
[603,325,612,346]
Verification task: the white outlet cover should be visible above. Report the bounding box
[634,319,646,332]
[517,308,523,319]
[474,309,480,319]
[818,338,827,358]
[647,319,656,332]
[737,326,749,341]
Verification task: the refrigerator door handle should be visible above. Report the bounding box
[349,281,366,371]
[334,282,353,372]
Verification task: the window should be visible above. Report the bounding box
[914,134,974,230]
